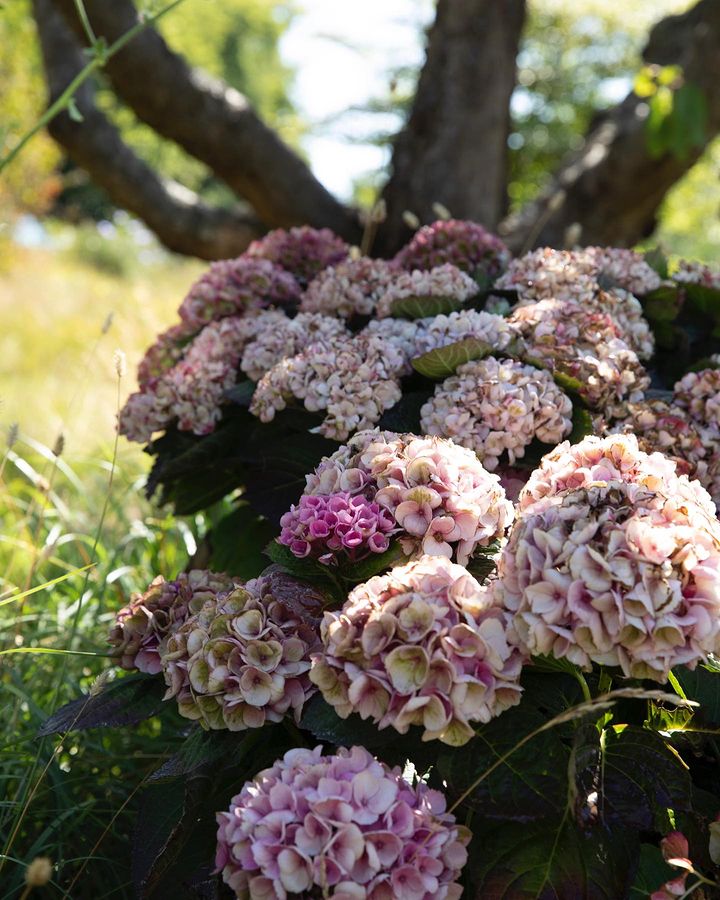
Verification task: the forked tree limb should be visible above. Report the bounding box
[378,0,527,254]
[500,0,720,252]
[49,0,361,243]
[33,0,264,259]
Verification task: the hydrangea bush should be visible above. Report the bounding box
[48,222,720,899]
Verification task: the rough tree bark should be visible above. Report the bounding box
[500,0,720,252]
[379,0,527,254]
[33,0,263,260]
[49,0,361,243]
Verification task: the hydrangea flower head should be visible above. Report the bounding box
[495,474,720,681]
[394,219,511,280]
[109,569,235,674]
[300,258,398,319]
[161,576,320,731]
[215,744,470,899]
[674,367,720,432]
[376,264,479,318]
[247,226,350,283]
[178,257,301,331]
[673,259,720,290]
[311,555,525,745]
[288,430,513,566]
[420,356,573,470]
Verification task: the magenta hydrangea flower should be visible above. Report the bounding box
[279,492,396,565]
[178,257,301,331]
[420,356,573,470]
[161,577,320,731]
[108,569,235,674]
[215,744,470,899]
[300,257,398,319]
[311,555,525,746]
[247,226,350,284]
[287,430,513,566]
[394,219,511,281]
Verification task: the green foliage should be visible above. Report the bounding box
[635,64,708,160]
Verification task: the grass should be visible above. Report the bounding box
[0,242,206,896]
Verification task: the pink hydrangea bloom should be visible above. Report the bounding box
[509,299,649,415]
[137,322,194,387]
[178,257,301,331]
[247,226,350,283]
[215,744,470,899]
[495,436,720,681]
[394,219,511,280]
[241,312,348,381]
[420,356,573,470]
[300,258,398,319]
[161,577,320,731]
[119,315,265,442]
[250,332,405,441]
[311,555,525,745]
[375,264,479,318]
[518,434,686,512]
[496,246,660,302]
[611,398,720,508]
[108,569,235,674]
[673,260,720,290]
[296,430,513,565]
[279,492,397,564]
[674,367,720,433]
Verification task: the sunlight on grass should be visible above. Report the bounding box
[0,244,202,452]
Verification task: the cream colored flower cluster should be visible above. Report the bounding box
[375,264,479,318]
[161,579,320,731]
[250,332,406,441]
[299,258,398,319]
[311,555,525,746]
[492,435,720,681]
[420,356,573,470]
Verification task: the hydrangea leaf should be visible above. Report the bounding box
[300,694,404,749]
[568,405,595,444]
[411,337,494,379]
[573,724,691,831]
[376,389,431,432]
[466,819,637,900]
[390,293,465,320]
[629,845,678,898]
[209,503,275,578]
[673,660,720,726]
[643,284,682,323]
[37,673,166,736]
[339,541,407,584]
[224,378,256,407]
[643,248,670,280]
[684,282,720,323]
[148,726,273,783]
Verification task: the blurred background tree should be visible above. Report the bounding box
[2,0,720,260]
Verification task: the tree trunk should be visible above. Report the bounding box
[379,0,526,254]
[500,0,720,252]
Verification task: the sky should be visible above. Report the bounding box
[280,0,433,200]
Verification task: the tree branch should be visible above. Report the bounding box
[49,0,361,243]
[379,0,526,254]
[33,0,265,260]
[500,0,720,252]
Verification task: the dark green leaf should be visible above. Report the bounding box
[643,284,682,322]
[684,282,720,321]
[643,248,669,281]
[340,542,407,584]
[569,405,595,444]
[390,293,466,319]
[437,703,569,821]
[467,819,636,899]
[264,541,345,600]
[300,694,401,749]
[210,503,275,578]
[148,727,268,783]
[629,845,677,898]
[38,673,166,736]
[376,390,430,432]
[552,370,584,395]
[673,662,720,726]
[411,338,494,380]
[224,379,255,407]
